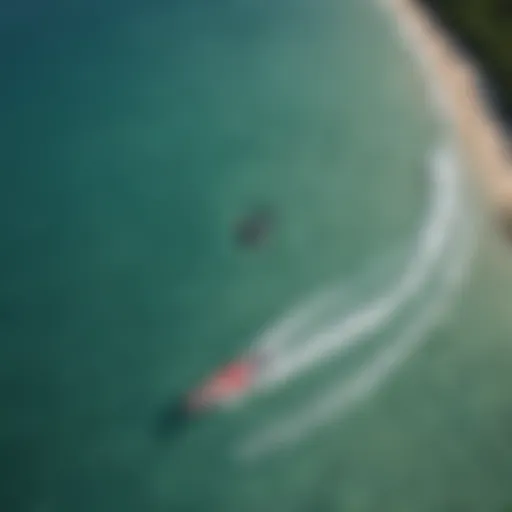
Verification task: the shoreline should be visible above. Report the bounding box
[381,0,512,217]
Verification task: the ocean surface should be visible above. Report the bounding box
[2,1,512,511]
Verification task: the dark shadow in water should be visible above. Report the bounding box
[234,204,276,249]
[154,398,191,441]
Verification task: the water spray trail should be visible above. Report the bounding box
[236,206,473,461]
[252,143,460,391]
[253,245,411,358]
[233,0,478,459]
[254,287,347,356]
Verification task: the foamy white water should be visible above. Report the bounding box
[224,0,478,461]
[227,0,480,460]
[236,169,474,460]
[248,142,460,393]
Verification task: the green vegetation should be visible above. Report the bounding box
[420,0,512,123]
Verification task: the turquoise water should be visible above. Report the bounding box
[3,1,512,511]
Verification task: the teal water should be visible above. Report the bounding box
[3,1,512,511]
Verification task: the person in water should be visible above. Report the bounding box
[234,205,275,248]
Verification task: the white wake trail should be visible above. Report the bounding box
[236,203,473,461]
[252,244,411,359]
[231,0,477,460]
[251,142,460,392]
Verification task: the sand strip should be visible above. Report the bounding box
[382,0,512,215]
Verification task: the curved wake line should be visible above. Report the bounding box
[225,0,470,406]
[236,188,474,460]
[229,0,477,460]
[253,286,349,356]
[236,278,460,460]
[249,142,461,393]
[253,244,411,358]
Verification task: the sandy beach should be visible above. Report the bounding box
[383,0,512,215]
